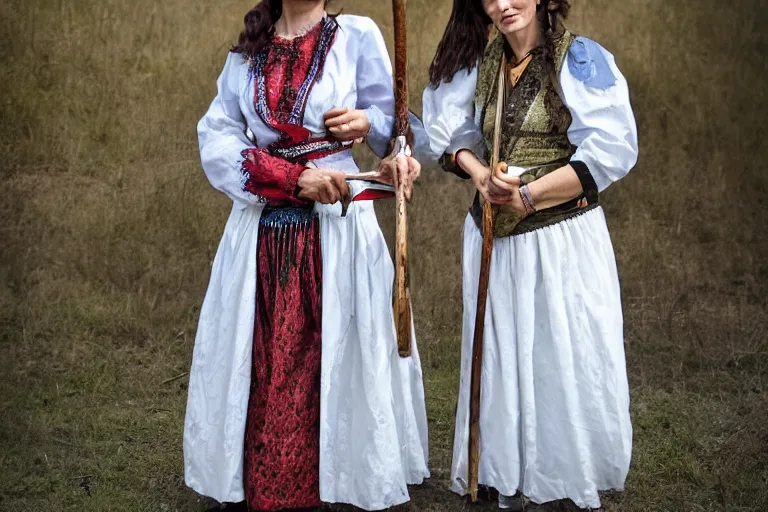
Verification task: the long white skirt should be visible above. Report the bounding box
[184,200,429,511]
[451,207,632,510]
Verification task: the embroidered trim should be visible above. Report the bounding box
[270,138,352,162]
[470,191,599,238]
[240,148,309,205]
[259,206,317,228]
[239,171,269,203]
[292,19,338,126]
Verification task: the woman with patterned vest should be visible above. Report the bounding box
[420,0,637,509]
[184,1,428,511]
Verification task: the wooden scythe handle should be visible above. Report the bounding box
[392,0,412,358]
[468,55,506,502]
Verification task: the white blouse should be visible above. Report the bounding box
[421,36,638,192]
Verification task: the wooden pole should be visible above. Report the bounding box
[467,56,506,502]
[392,0,412,358]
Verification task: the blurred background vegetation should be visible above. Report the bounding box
[0,0,766,510]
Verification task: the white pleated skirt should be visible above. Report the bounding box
[450,207,632,510]
[184,200,429,511]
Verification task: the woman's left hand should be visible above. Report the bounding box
[490,163,528,215]
[324,108,371,142]
[378,153,421,201]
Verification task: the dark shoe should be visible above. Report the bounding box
[499,492,523,511]
[206,502,247,512]
[478,484,500,502]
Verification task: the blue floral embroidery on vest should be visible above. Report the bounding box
[567,37,616,90]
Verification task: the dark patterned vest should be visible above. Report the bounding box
[470,28,598,237]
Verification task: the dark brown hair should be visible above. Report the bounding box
[231,0,283,58]
[428,0,571,87]
[230,1,332,58]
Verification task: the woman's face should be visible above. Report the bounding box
[481,0,539,36]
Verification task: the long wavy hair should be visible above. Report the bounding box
[428,0,572,87]
[230,0,332,58]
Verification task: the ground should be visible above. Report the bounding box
[0,0,766,511]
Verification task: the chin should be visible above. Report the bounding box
[498,18,530,35]
[498,24,525,36]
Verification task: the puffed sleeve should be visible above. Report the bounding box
[199,53,312,206]
[197,52,267,205]
[354,18,397,158]
[419,66,484,169]
[559,37,638,192]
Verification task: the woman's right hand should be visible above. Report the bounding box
[297,168,349,204]
[469,164,514,205]
[456,149,513,205]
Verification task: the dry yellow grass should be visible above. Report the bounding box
[1,0,766,510]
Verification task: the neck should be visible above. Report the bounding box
[275,1,326,37]
[504,19,544,62]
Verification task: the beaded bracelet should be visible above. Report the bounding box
[519,184,536,215]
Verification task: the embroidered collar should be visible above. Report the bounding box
[251,16,339,132]
[273,15,326,43]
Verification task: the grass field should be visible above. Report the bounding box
[1,0,766,510]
